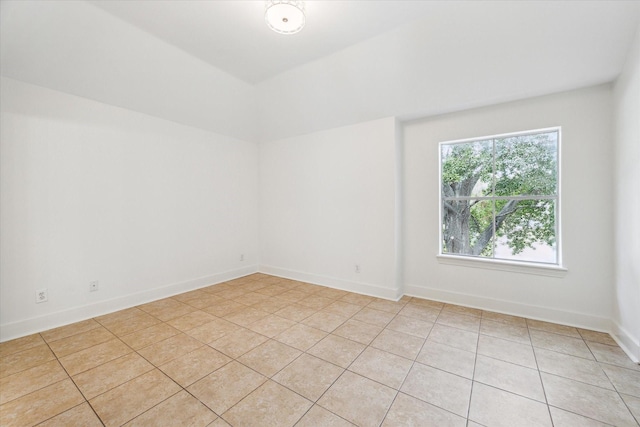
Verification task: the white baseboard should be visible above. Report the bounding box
[259,265,401,301]
[404,284,612,332]
[612,320,640,364]
[0,265,258,342]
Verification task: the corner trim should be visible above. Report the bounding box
[0,265,258,342]
[259,265,400,301]
[612,320,640,364]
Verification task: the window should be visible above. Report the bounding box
[439,128,560,266]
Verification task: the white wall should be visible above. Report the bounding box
[0,78,259,340]
[403,85,614,331]
[613,26,640,361]
[0,1,256,142]
[259,118,401,299]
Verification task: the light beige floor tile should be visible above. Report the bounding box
[295,405,354,426]
[277,289,309,303]
[137,333,203,366]
[0,334,45,358]
[248,314,297,338]
[224,380,312,427]
[59,339,132,376]
[90,369,181,427]
[138,299,196,321]
[172,289,211,303]
[167,310,217,332]
[468,382,552,427]
[0,379,84,427]
[120,322,181,350]
[398,304,440,323]
[601,364,640,397]
[621,393,640,421]
[323,301,363,317]
[40,319,101,343]
[530,329,594,359]
[308,334,366,368]
[275,323,327,351]
[255,284,289,297]
[541,372,637,426]
[387,315,433,338]
[0,345,56,378]
[480,319,531,345]
[474,355,545,402]
[333,319,383,345]
[48,327,115,358]
[408,298,444,309]
[238,340,301,377]
[212,287,249,300]
[534,347,613,389]
[185,317,241,344]
[101,312,161,336]
[302,311,349,332]
[318,371,396,427]
[274,304,317,322]
[159,346,231,387]
[188,361,266,414]
[371,329,425,360]
[436,311,480,333]
[95,307,145,326]
[352,307,396,327]
[428,324,478,353]
[367,299,405,314]
[340,293,374,306]
[578,329,618,346]
[273,354,343,401]
[381,392,467,427]
[223,307,270,327]
[251,297,291,313]
[442,304,482,318]
[298,295,334,310]
[549,406,612,427]
[587,342,640,371]
[401,362,472,417]
[315,288,349,300]
[38,402,103,427]
[184,293,225,310]
[124,390,217,427]
[203,300,247,317]
[417,341,476,379]
[232,291,271,306]
[477,334,536,368]
[0,360,68,405]
[481,311,527,327]
[210,328,269,358]
[73,352,154,399]
[349,347,412,389]
[527,319,581,338]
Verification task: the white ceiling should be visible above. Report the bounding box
[90,1,436,84]
[1,0,639,141]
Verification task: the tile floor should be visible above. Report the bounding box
[1,273,639,427]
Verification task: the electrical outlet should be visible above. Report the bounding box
[89,280,99,292]
[35,289,48,303]
[240,254,244,262]
[355,264,360,273]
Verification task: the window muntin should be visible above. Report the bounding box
[439,128,560,265]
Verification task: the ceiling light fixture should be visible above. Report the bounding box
[265,1,306,35]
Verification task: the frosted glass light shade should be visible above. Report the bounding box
[265,1,305,35]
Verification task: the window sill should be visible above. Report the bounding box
[436,255,568,278]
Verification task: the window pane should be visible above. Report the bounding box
[441,140,493,199]
[494,131,558,197]
[442,199,494,257]
[494,199,557,263]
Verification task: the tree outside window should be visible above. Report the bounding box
[440,128,560,265]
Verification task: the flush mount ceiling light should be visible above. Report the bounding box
[265,0,306,35]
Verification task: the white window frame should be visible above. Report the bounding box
[437,127,566,277]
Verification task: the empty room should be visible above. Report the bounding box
[1,1,639,426]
